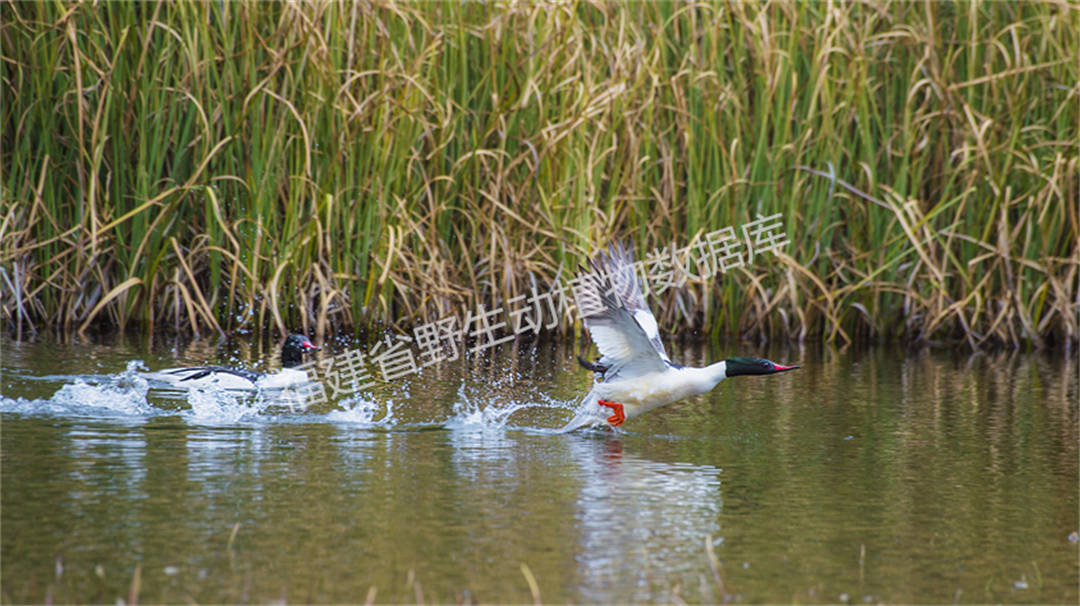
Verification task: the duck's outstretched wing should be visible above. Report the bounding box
[593,241,670,361]
[574,242,669,381]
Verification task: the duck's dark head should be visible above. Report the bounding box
[724,356,800,377]
[282,334,320,367]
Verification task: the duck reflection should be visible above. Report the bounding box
[564,436,723,602]
[446,426,724,603]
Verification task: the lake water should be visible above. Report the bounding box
[2,334,1077,603]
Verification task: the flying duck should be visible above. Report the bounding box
[574,242,799,427]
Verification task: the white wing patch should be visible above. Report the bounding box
[633,310,669,361]
[633,310,658,341]
[587,324,639,366]
[577,242,672,379]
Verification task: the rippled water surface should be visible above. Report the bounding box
[2,334,1077,603]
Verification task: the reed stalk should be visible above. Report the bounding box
[1,1,1076,348]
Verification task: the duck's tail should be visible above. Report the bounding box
[577,356,608,374]
[554,388,608,433]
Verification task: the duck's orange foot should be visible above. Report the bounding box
[597,400,626,427]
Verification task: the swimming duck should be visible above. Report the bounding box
[154,334,320,390]
[574,242,799,427]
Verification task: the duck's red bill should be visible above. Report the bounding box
[302,339,320,351]
[774,364,800,371]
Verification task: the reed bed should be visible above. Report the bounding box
[1,1,1077,348]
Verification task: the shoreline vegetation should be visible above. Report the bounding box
[2,2,1077,349]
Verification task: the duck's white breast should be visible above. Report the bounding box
[256,368,311,389]
[596,367,714,417]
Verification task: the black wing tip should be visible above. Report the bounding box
[581,239,636,279]
[172,365,262,383]
[609,240,631,260]
[179,369,212,382]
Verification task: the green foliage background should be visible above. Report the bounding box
[2,1,1077,347]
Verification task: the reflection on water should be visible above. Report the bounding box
[1,335,1077,603]
[567,438,724,602]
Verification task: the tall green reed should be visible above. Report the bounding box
[1,1,1076,348]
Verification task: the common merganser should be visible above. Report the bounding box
[153,334,320,390]
[574,242,799,427]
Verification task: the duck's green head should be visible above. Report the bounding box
[724,357,800,377]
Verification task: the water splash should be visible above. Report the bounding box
[325,393,397,426]
[3,360,600,432]
[0,360,155,418]
[550,388,609,433]
[183,387,270,425]
[445,382,528,428]
[444,381,585,431]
